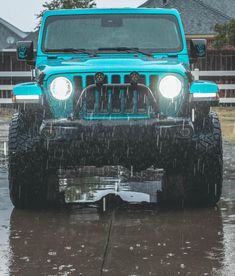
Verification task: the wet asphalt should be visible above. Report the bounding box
[0,120,235,276]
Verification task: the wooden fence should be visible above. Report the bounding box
[0,71,32,104]
[0,69,235,104]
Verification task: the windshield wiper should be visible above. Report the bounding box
[97,47,154,57]
[44,48,95,57]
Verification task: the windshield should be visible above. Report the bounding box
[42,14,183,53]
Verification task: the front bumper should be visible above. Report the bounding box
[40,118,194,170]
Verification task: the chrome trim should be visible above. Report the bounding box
[74,83,158,113]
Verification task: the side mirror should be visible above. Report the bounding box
[190,39,207,60]
[16,41,34,62]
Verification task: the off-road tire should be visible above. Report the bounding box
[184,112,223,206]
[8,112,60,209]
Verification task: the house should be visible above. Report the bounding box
[140,0,235,73]
[140,0,234,41]
[0,18,32,102]
[0,17,28,50]
[0,17,31,71]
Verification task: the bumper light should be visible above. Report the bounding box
[179,127,192,138]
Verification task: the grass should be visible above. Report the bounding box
[213,107,235,144]
[0,107,15,120]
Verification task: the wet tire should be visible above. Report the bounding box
[184,112,223,206]
[8,112,60,209]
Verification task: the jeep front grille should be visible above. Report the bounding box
[74,74,158,117]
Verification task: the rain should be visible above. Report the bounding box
[1,91,235,276]
[0,2,235,276]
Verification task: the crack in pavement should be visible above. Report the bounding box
[100,209,115,276]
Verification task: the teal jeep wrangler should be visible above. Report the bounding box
[9,8,223,208]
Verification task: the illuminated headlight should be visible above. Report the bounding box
[50,77,73,100]
[159,75,183,99]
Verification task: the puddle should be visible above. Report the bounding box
[59,167,163,204]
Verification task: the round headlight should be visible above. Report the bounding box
[50,77,73,100]
[159,75,182,99]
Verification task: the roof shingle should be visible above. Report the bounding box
[140,0,234,35]
[200,0,235,19]
[0,17,27,38]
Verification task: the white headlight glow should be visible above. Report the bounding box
[50,77,73,100]
[159,75,182,99]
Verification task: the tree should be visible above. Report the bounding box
[214,20,235,48]
[36,0,96,29]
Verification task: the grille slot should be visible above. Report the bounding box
[100,87,108,112]
[125,88,134,112]
[86,88,96,112]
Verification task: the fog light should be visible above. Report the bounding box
[130,71,140,85]
[179,127,191,138]
[41,127,56,139]
[95,72,105,85]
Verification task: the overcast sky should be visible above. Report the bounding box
[0,0,145,32]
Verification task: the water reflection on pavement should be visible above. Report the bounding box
[7,205,225,276]
[0,142,234,276]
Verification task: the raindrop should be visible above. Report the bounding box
[168,253,174,257]
[20,256,30,262]
[48,251,57,256]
